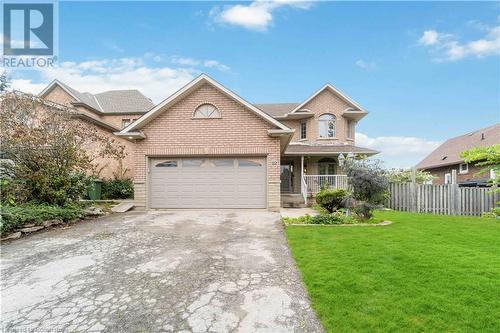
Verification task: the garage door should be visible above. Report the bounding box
[149,157,267,208]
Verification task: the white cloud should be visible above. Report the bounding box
[171,56,230,71]
[211,0,313,31]
[419,30,439,45]
[418,24,500,61]
[203,60,230,72]
[356,132,441,169]
[355,59,377,71]
[8,53,232,103]
[9,56,197,103]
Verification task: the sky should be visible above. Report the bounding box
[5,1,500,168]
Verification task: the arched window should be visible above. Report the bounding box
[193,104,220,118]
[318,114,336,138]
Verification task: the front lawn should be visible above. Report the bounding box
[286,211,499,332]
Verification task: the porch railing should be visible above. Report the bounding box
[304,175,348,195]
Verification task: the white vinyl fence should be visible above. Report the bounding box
[387,183,498,216]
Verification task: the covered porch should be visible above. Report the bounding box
[280,144,379,206]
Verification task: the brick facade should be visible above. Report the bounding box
[282,89,355,146]
[43,86,137,179]
[133,83,282,210]
[425,164,491,185]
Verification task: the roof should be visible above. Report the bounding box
[416,123,500,169]
[39,80,154,114]
[284,144,379,156]
[254,103,300,117]
[94,90,154,114]
[120,74,291,133]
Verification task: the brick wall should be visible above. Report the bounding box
[133,83,282,209]
[282,89,355,146]
[425,164,490,185]
[43,86,135,179]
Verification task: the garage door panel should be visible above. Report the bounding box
[149,157,266,209]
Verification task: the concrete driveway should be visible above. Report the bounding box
[1,210,323,332]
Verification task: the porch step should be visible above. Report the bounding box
[281,194,306,208]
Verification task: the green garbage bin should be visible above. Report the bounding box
[87,179,103,200]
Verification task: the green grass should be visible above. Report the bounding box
[286,211,500,332]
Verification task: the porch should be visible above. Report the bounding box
[279,144,379,207]
[280,155,348,207]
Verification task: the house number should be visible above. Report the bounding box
[271,160,278,166]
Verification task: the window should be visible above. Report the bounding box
[238,159,262,167]
[183,159,203,167]
[444,173,452,184]
[213,159,234,167]
[347,121,355,139]
[156,160,177,167]
[318,158,336,175]
[459,163,468,174]
[300,122,307,140]
[122,119,131,128]
[318,114,336,138]
[193,104,220,118]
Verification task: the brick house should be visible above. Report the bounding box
[41,74,378,210]
[416,124,499,186]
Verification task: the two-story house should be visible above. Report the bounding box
[41,74,378,210]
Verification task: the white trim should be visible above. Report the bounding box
[444,173,452,184]
[93,95,104,112]
[290,83,368,114]
[121,74,290,133]
[459,163,468,174]
[38,79,81,102]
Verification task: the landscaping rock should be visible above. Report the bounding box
[43,219,63,227]
[84,207,104,216]
[1,232,21,241]
[20,226,44,233]
[23,223,36,228]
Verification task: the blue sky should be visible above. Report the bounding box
[6,1,500,168]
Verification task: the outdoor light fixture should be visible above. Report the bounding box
[338,153,345,166]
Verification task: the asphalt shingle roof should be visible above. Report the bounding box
[254,103,300,117]
[416,123,500,169]
[55,81,153,114]
[284,144,379,155]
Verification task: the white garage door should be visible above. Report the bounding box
[149,157,267,209]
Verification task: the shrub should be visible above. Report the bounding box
[0,203,84,234]
[482,206,500,219]
[101,178,134,199]
[345,159,389,220]
[315,188,349,213]
[284,211,359,225]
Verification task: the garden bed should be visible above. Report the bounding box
[0,202,112,241]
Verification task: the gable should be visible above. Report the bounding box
[42,85,78,106]
[121,74,289,133]
[138,83,280,147]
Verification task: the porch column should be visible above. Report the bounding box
[301,155,304,191]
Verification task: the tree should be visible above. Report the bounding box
[344,159,389,220]
[0,71,10,92]
[0,92,126,205]
[388,168,435,184]
[461,144,500,190]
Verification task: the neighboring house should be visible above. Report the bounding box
[39,80,154,179]
[41,74,378,210]
[416,124,499,186]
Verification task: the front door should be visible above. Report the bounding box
[280,163,293,192]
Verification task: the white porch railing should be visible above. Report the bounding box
[301,176,308,205]
[304,175,348,195]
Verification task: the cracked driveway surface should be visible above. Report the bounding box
[1,210,323,332]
